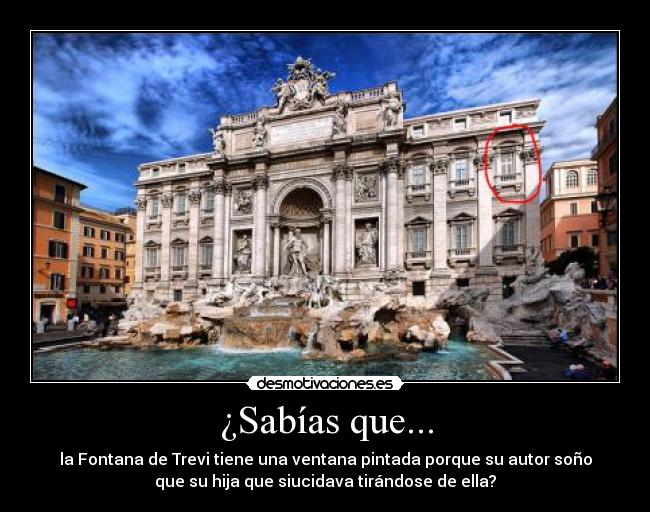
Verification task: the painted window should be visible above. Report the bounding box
[566,171,579,188]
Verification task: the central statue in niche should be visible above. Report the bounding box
[356,222,378,267]
[283,228,309,276]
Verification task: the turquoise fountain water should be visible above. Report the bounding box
[32,338,496,381]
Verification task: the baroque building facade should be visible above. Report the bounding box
[133,58,544,303]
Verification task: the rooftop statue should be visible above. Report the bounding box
[272,56,336,113]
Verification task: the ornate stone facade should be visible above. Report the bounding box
[133,58,544,302]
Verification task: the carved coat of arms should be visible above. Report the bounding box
[272,56,335,113]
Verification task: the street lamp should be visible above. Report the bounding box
[596,186,617,227]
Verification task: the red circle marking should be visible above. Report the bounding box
[482,123,542,204]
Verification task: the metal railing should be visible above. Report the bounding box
[449,247,474,257]
[406,250,431,260]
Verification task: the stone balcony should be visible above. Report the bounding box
[144,266,161,281]
[198,264,213,277]
[448,177,476,198]
[146,215,162,231]
[493,243,526,264]
[404,250,432,270]
[171,265,189,279]
[493,173,523,192]
[406,183,431,202]
[447,247,476,267]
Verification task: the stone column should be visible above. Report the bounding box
[345,171,354,271]
[476,142,495,267]
[134,193,147,286]
[223,184,232,278]
[381,157,403,270]
[520,137,541,254]
[321,210,332,275]
[187,185,201,285]
[431,157,449,272]
[332,164,350,275]
[272,220,281,277]
[159,184,173,284]
[252,172,269,279]
[212,180,226,281]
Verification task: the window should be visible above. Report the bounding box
[200,241,213,267]
[115,250,125,261]
[54,184,66,203]
[454,117,467,131]
[100,230,111,241]
[149,197,160,218]
[410,163,426,186]
[101,247,109,259]
[173,245,186,267]
[204,188,215,212]
[500,152,514,175]
[81,266,94,278]
[412,281,425,296]
[115,286,121,294]
[411,227,427,253]
[83,285,90,294]
[608,153,618,175]
[83,226,95,238]
[50,273,65,291]
[99,285,106,294]
[608,119,616,138]
[570,233,580,248]
[145,247,159,267]
[591,233,599,247]
[499,111,512,125]
[48,240,68,259]
[570,202,578,215]
[152,167,160,176]
[587,169,598,186]
[115,268,122,279]
[125,276,130,283]
[455,225,470,249]
[412,125,424,138]
[53,211,65,229]
[175,191,186,214]
[591,200,598,213]
[501,220,517,248]
[83,245,95,257]
[456,278,470,288]
[607,231,617,246]
[115,233,124,243]
[174,289,183,302]
[99,268,109,279]
[178,162,186,173]
[566,171,579,188]
[454,159,469,180]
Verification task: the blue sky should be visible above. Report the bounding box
[33,32,617,210]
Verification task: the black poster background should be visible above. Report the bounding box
[27,383,626,505]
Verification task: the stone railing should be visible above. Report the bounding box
[406,183,431,202]
[229,111,258,125]
[349,87,382,103]
[493,243,525,264]
[448,177,476,197]
[171,265,188,278]
[405,250,432,270]
[448,247,476,266]
[144,267,161,280]
[493,173,523,191]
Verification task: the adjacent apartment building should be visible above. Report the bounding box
[33,167,86,324]
[77,207,130,313]
[115,208,138,297]
[540,159,599,264]
[592,97,618,277]
[132,57,544,303]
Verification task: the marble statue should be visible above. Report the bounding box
[234,234,252,273]
[382,93,401,127]
[283,228,309,276]
[272,78,296,113]
[272,56,336,112]
[332,100,347,136]
[356,222,378,266]
[210,128,226,156]
[253,116,267,148]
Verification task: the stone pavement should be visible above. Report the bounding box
[32,327,93,347]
